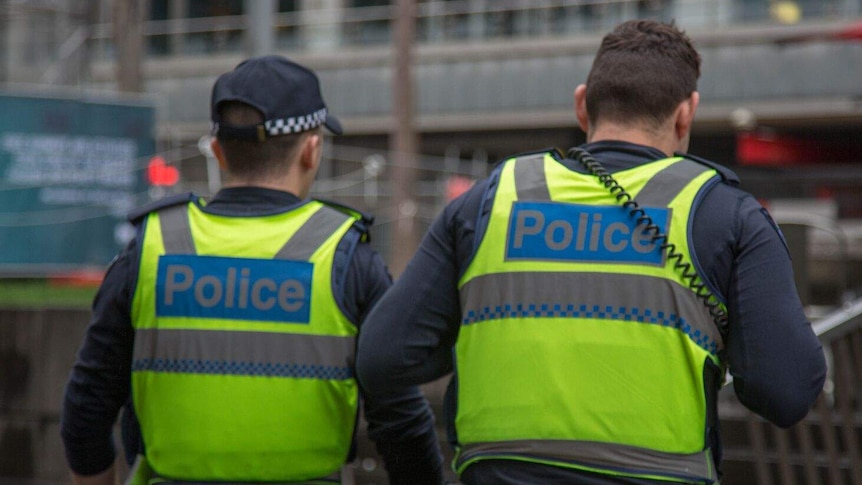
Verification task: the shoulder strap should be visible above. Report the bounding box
[675,152,741,187]
[636,159,715,207]
[157,204,196,255]
[275,204,354,261]
[315,198,373,226]
[513,153,551,201]
[127,192,198,224]
[314,198,371,242]
[506,148,563,201]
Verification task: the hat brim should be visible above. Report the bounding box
[324,115,343,136]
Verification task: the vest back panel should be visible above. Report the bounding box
[454,152,724,483]
[131,200,359,481]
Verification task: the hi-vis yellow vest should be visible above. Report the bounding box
[455,151,727,483]
[130,198,359,482]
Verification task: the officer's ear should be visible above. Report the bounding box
[574,84,590,135]
[210,137,228,171]
[674,91,699,142]
[299,132,322,172]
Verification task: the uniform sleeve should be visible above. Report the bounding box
[60,241,136,475]
[355,181,492,483]
[345,241,445,485]
[692,186,826,427]
[355,178,488,392]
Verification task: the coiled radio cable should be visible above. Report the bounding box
[567,146,729,339]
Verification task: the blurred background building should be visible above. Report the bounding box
[3,0,862,300]
[1,1,861,483]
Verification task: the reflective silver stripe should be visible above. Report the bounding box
[145,478,340,485]
[636,160,712,207]
[276,206,352,261]
[460,271,722,353]
[133,328,355,379]
[514,154,551,201]
[158,205,196,254]
[458,440,716,483]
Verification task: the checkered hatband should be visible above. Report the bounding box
[265,108,328,136]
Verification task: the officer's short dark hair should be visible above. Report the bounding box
[217,101,316,179]
[586,20,701,129]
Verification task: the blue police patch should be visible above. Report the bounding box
[506,201,670,265]
[156,255,313,323]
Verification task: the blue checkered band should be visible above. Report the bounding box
[132,358,354,380]
[462,304,718,354]
[265,108,327,135]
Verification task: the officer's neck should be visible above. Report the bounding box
[222,171,311,199]
[587,122,682,158]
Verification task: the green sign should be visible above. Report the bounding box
[0,92,155,274]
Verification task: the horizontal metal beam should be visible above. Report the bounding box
[812,297,862,342]
[156,94,862,139]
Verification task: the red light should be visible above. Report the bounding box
[446,175,474,201]
[147,155,180,186]
[835,22,862,41]
[736,131,820,166]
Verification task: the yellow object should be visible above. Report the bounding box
[130,199,360,481]
[771,1,802,24]
[454,151,725,482]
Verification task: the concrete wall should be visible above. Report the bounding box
[0,309,89,483]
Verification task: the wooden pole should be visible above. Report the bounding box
[389,0,419,277]
[114,0,146,92]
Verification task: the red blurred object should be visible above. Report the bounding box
[737,131,826,166]
[815,186,835,199]
[446,175,475,201]
[782,21,862,43]
[834,22,862,40]
[49,270,105,287]
[736,128,852,166]
[147,155,180,186]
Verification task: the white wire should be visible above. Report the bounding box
[0,144,200,192]
[0,189,152,227]
[0,141,482,227]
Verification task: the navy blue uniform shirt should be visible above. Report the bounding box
[356,141,827,484]
[60,187,444,485]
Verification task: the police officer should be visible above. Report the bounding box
[356,20,826,484]
[61,55,443,485]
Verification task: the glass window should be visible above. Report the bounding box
[345,0,392,46]
[148,0,169,56]
[277,0,300,49]
[185,0,243,54]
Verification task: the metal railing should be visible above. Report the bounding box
[718,297,862,485]
[72,0,861,59]
[5,0,861,92]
